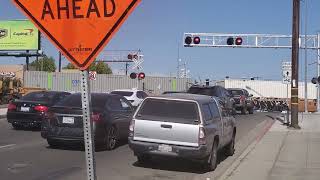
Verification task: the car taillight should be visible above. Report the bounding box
[129,120,135,137]
[199,127,206,145]
[91,113,102,122]
[34,105,49,112]
[7,103,17,111]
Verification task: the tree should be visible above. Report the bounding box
[63,63,76,69]
[90,62,112,74]
[63,61,112,74]
[30,56,56,72]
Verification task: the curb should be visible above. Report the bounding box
[0,114,6,119]
[217,118,275,180]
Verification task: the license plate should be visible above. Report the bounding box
[62,117,74,124]
[158,144,172,152]
[20,107,30,112]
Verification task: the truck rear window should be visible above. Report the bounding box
[136,98,200,124]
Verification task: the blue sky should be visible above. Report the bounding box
[1,0,320,81]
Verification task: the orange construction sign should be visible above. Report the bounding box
[12,0,141,70]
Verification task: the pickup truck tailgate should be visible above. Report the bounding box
[134,119,199,147]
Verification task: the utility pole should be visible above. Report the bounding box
[290,0,301,129]
[304,0,308,113]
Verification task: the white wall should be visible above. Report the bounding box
[222,79,318,99]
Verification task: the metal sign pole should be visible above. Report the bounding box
[80,70,97,180]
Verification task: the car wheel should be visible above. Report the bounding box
[137,155,150,164]
[248,108,254,114]
[241,106,247,115]
[105,125,118,150]
[205,141,218,171]
[225,132,235,156]
[47,139,59,148]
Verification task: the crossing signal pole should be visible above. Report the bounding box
[291,0,301,129]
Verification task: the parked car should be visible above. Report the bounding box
[228,88,254,114]
[187,85,236,114]
[128,93,236,171]
[110,89,148,107]
[41,93,134,150]
[7,91,71,129]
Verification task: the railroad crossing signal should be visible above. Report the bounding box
[12,0,141,70]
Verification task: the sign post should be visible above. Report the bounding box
[12,1,141,179]
[282,62,292,125]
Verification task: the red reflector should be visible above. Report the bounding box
[34,105,48,112]
[8,103,17,111]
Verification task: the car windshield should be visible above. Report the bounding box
[111,91,134,97]
[230,90,243,96]
[21,92,55,102]
[136,98,200,124]
[54,94,108,108]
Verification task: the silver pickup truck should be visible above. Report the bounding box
[128,93,236,171]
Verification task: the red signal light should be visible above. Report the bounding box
[235,37,243,45]
[193,37,200,44]
[138,72,145,80]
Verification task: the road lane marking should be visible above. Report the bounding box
[0,144,16,149]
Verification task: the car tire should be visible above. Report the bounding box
[104,125,118,150]
[248,108,254,114]
[47,139,59,148]
[205,141,218,171]
[241,106,247,115]
[137,155,150,164]
[225,132,235,156]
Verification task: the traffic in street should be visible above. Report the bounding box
[0,111,276,180]
[1,1,320,180]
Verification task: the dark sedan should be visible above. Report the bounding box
[7,91,71,129]
[41,93,134,151]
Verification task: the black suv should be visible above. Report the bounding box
[228,88,254,114]
[187,85,236,114]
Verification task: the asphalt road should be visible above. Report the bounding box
[0,112,277,180]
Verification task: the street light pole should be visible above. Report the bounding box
[290,0,301,129]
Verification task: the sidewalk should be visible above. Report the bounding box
[220,113,320,180]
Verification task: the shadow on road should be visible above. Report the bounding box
[46,140,128,152]
[133,150,230,174]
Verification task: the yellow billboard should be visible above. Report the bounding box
[0,20,39,50]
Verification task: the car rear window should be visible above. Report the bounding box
[136,98,200,124]
[187,87,218,96]
[111,91,134,97]
[54,94,108,108]
[22,92,55,102]
[229,90,243,96]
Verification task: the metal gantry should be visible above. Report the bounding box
[183,33,319,49]
[183,32,320,113]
